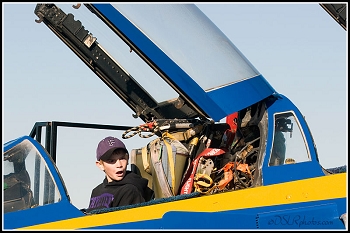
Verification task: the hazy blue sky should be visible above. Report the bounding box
[3,3,347,210]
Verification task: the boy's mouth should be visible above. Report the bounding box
[116,171,123,175]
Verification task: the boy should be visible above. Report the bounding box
[87,136,153,211]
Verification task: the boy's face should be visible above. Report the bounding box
[97,149,129,182]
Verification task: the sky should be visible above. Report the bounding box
[3,3,347,210]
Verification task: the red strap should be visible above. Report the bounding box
[180,148,226,194]
[226,112,238,132]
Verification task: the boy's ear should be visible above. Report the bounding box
[96,161,105,171]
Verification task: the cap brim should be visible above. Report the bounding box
[99,147,128,161]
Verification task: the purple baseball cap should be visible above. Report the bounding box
[96,136,128,161]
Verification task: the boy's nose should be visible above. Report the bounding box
[115,159,123,166]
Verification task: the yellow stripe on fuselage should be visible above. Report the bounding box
[21,173,346,230]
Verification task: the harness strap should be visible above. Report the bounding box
[170,130,193,142]
[141,145,151,174]
[150,138,173,197]
[162,132,177,195]
[193,173,215,194]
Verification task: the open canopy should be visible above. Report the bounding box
[35,3,276,122]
